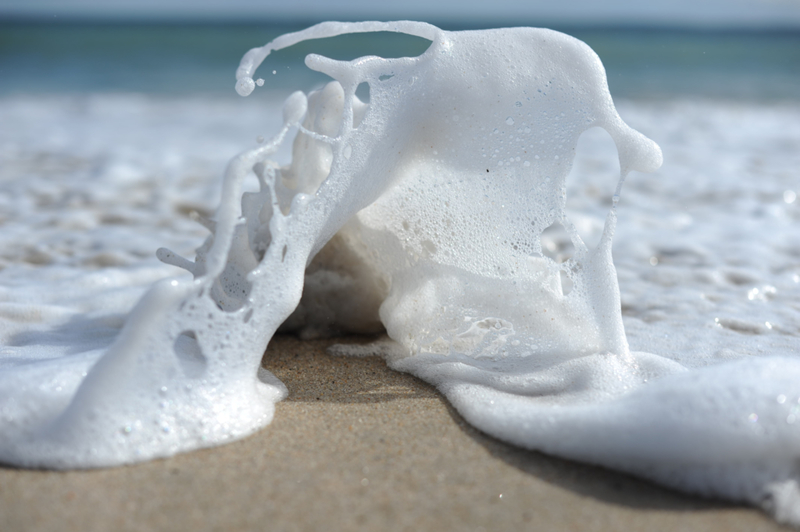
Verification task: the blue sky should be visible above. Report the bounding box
[2,0,800,27]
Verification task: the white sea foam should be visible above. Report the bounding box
[0,21,799,525]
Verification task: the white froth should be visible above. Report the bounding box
[1,21,799,527]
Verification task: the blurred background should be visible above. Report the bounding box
[1,0,799,100]
[0,0,797,292]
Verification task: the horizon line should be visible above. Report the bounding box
[2,14,800,33]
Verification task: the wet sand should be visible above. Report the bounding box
[0,335,789,532]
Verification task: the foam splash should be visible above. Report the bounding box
[1,21,799,526]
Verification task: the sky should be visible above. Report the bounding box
[2,0,800,28]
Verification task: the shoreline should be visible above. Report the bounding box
[0,334,786,531]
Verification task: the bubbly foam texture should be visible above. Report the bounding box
[1,21,799,525]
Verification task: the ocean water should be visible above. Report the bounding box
[1,20,799,523]
[1,22,798,100]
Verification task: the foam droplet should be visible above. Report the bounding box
[235,77,256,97]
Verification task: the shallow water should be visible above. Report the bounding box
[2,91,798,463]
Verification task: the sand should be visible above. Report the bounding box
[0,334,789,532]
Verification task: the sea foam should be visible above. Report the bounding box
[0,21,799,526]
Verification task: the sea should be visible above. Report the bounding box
[0,18,799,519]
[1,21,799,99]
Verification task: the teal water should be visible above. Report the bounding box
[0,21,798,100]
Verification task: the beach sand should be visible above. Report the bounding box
[0,334,788,532]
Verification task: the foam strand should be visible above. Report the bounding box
[235,21,440,96]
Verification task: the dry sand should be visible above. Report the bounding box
[0,335,790,532]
